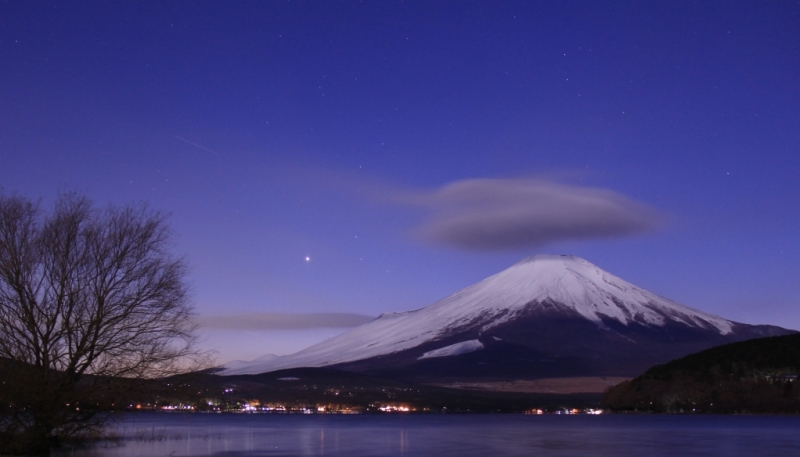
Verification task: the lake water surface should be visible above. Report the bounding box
[53,412,800,457]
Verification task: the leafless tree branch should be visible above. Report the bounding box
[0,192,207,455]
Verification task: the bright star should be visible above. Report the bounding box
[305,256,310,262]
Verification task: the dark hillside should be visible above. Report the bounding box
[0,362,601,413]
[603,334,800,413]
[205,368,602,412]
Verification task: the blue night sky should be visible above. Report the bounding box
[2,1,799,364]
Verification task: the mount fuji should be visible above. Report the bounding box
[222,255,793,381]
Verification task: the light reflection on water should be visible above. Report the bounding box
[52,412,800,457]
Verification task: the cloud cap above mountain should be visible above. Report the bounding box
[408,178,662,251]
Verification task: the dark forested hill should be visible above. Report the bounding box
[603,334,800,413]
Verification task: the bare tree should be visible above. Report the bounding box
[0,193,203,455]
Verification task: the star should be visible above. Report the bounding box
[305,256,310,262]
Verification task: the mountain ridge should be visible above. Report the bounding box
[222,255,793,379]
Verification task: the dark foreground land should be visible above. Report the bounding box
[129,367,602,413]
[604,334,800,413]
[7,335,800,419]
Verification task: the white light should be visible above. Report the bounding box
[305,256,310,262]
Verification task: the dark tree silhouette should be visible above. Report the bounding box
[0,193,203,455]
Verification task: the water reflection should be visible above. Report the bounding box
[52,413,800,457]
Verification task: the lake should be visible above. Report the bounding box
[52,412,800,457]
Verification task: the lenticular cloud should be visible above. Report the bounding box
[409,178,662,251]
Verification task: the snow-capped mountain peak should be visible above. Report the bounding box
[222,255,739,375]
[464,254,733,333]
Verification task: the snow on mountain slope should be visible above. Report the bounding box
[418,340,484,360]
[222,255,734,375]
